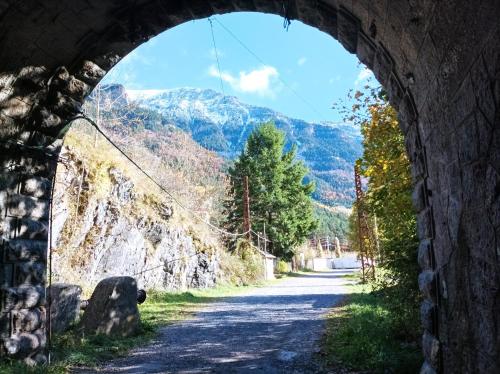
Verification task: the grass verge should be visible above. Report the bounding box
[321,277,421,373]
[0,282,266,374]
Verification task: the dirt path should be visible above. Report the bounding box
[86,269,356,373]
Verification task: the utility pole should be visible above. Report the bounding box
[263,223,267,253]
[243,175,251,241]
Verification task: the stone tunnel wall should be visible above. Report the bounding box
[0,0,499,372]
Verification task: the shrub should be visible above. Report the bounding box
[218,240,264,286]
[276,260,290,274]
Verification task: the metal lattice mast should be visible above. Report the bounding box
[354,164,376,281]
[354,164,367,281]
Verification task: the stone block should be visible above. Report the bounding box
[209,0,236,14]
[373,45,394,86]
[0,264,14,288]
[411,150,427,184]
[6,194,49,220]
[356,32,377,69]
[14,261,45,286]
[317,1,338,38]
[412,179,427,213]
[187,0,213,17]
[2,218,48,241]
[295,0,319,25]
[386,72,404,109]
[337,8,359,53]
[420,299,437,332]
[417,208,434,240]
[418,239,433,270]
[17,66,48,89]
[3,286,45,312]
[74,60,106,86]
[81,276,140,337]
[34,107,62,132]
[19,176,51,199]
[3,329,45,358]
[253,0,281,15]
[420,361,437,374]
[0,97,32,119]
[422,331,440,370]
[398,93,418,134]
[47,91,82,117]
[47,283,82,333]
[12,308,45,333]
[418,270,436,300]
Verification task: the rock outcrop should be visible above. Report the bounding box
[51,148,221,291]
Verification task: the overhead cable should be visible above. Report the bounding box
[73,113,263,240]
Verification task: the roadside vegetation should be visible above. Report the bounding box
[321,85,421,372]
[322,275,421,373]
[0,282,267,374]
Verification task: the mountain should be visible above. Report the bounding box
[124,87,363,207]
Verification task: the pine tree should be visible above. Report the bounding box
[224,122,317,260]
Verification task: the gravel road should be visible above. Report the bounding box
[85,269,356,374]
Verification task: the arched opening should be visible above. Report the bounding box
[0,1,499,372]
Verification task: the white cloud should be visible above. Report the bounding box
[297,57,307,66]
[208,65,280,97]
[354,67,374,86]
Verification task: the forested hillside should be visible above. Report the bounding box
[83,84,356,240]
[96,85,362,208]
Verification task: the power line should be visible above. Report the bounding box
[73,113,269,241]
[211,16,328,122]
[208,18,226,96]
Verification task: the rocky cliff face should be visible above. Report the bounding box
[51,147,220,291]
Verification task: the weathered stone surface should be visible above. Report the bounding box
[418,270,436,300]
[0,1,498,372]
[3,286,45,312]
[51,160,219,291]
[74,61,106,85]
[12,308,45,333]
[417,239,433,270]
[420,299,436,332]
[420,361,437,374]
[422,331,440,370]
[47,283,82,333]
[81,276,140,337]
[337,8,359,53]
[4,329,46,358]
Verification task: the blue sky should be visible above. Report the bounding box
[102,12,374,123]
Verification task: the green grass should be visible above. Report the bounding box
[321,279,421,373]
[0,282,263,374]
[340,271,361,279]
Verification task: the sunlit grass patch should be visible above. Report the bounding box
[321,279,421,373]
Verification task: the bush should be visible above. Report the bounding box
[219,240,264,286]
[276,260,290,274]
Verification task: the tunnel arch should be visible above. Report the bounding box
[0,1,499,372]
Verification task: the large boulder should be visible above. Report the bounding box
[47,283,82,333]
[81,276,140,337]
